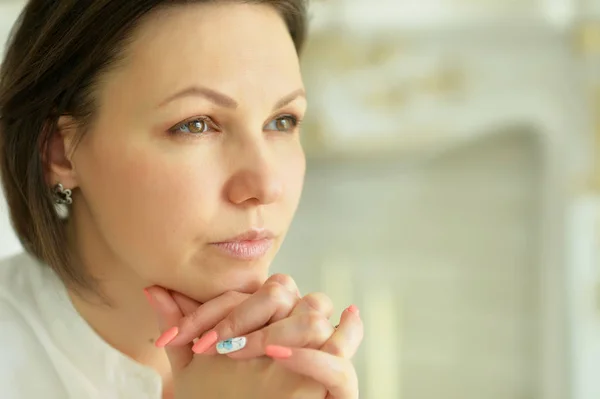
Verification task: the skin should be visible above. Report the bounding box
[47,2,306,386]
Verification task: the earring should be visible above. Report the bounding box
[53,183,73,205]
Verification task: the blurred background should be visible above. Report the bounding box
[1,0,599,398]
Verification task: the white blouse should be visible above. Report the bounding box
[0,253,164,398]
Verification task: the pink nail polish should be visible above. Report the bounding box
[192,330,218,354]
[155,326,178,348]
[265,345,293,359]
[347,304,360,317]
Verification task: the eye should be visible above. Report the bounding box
[265,115,299,133]
[169,117,216,135]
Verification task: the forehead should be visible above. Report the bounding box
[99,3,303,107]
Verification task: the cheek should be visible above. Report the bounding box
[75,137,219,264]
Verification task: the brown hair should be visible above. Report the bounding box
[0,0,308,291]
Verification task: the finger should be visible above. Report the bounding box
[144,286,193,372]
[192,281,298,354]
[290,292,334,319]
[170,291,201,316]
[320,305,363,359]
[261,277,300,322]
[263,274,301,323]
[166,291,250,347]
[265,347,359,399]
[210,311,334,358]
[265,273,301,298]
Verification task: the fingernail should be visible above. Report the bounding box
[143,289,153,306]
[347,304,360,317]
[192,330,218,354]
[216,337,247,354]
[265,345,293,359]
[155,326,178,348]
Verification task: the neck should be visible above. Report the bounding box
[64,216,172,380]
[67,279,170,373]
[68,285,174,396]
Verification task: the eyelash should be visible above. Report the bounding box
[168,116,217,136]
[168,114,303,137]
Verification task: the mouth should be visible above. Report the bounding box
[209,228,275,260]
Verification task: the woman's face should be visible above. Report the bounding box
[66,3,306,301]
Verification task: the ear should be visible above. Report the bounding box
[45,116,79,189]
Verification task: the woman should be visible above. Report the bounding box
[0,0,363,398]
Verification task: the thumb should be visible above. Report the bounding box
[144,286,193,372]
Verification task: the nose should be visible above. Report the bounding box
[224,141,283,207]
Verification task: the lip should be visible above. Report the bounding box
[210,229,275,260]
[216,229,275,243]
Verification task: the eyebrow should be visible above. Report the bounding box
[272,88,306,111]
[159,86,306,111]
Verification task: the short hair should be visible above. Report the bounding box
[0,0,307,291]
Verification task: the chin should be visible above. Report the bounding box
[166,266,269,303]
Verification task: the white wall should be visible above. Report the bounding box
[275,128,546,399]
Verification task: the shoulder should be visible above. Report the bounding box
[0,251,45,287]
[0,252,50,316]
[0,297,66,397]
[0,253,68,398]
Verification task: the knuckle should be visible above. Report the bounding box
[269,273,294,286]
[215,317,238,338]
[223,290,241,301]
[267,274,298,295]
[301,292,333,313]
[302,311,330,333]
[180,307,203,330]
[263,281,290,302]
[223,291,249,305]
[267,273,298,295]
[325,340,346,357]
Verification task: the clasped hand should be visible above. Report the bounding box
[145,274,363,399]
